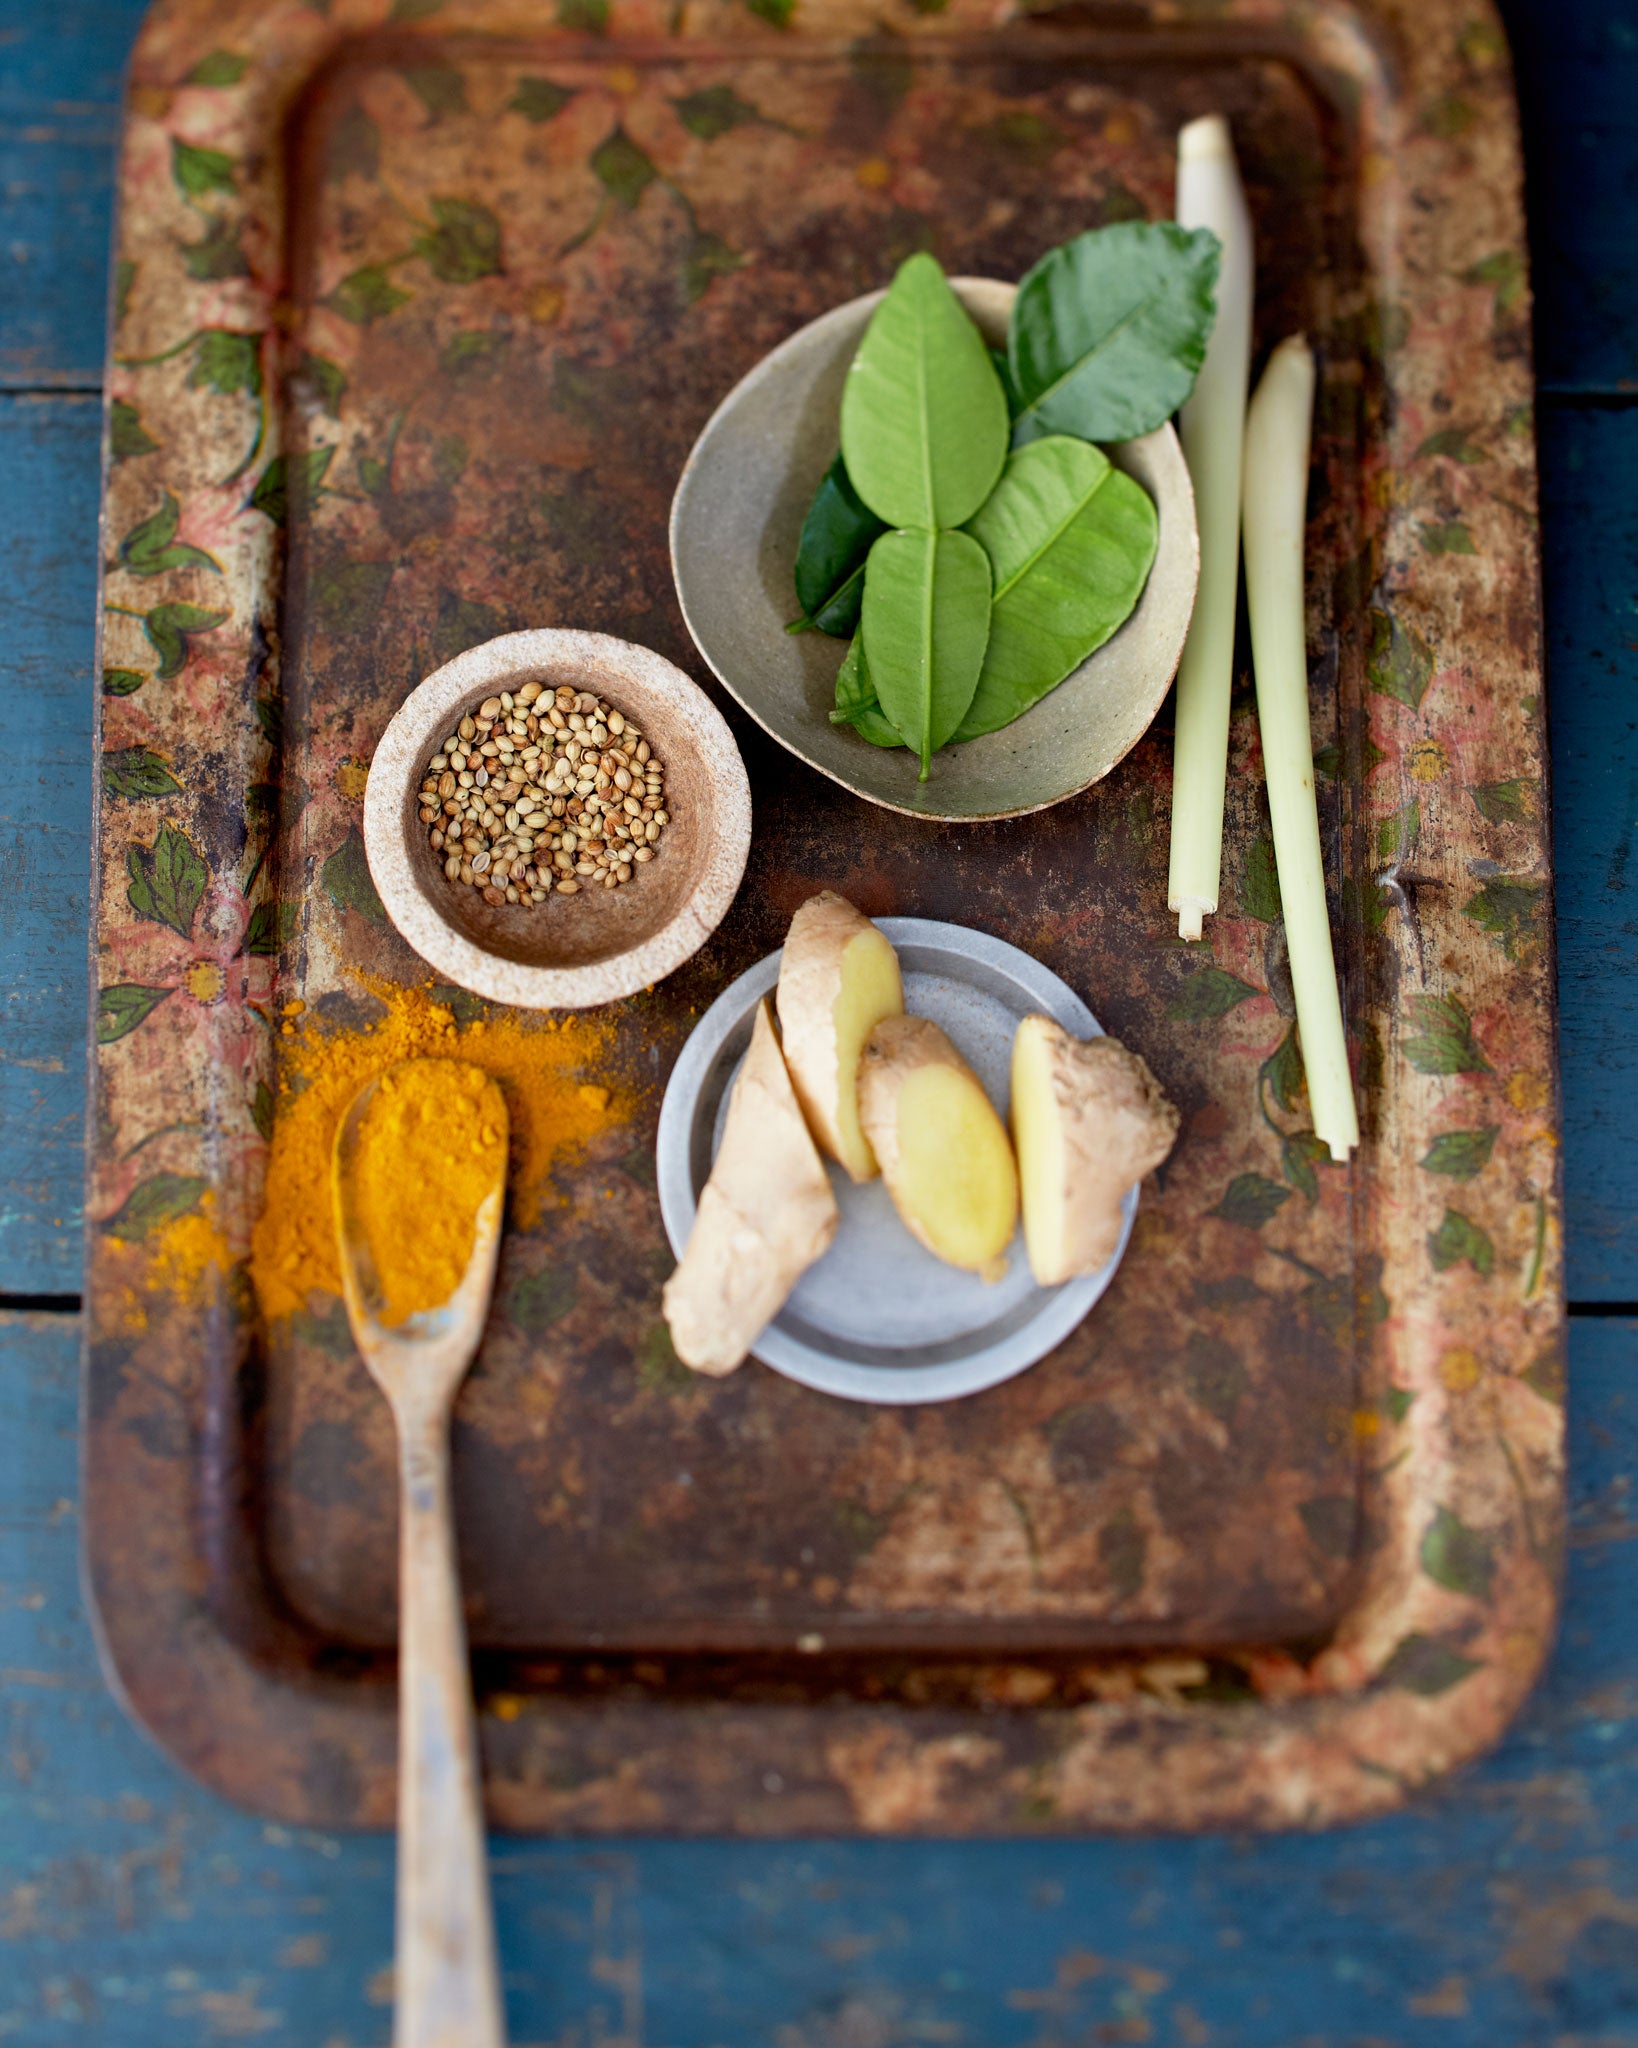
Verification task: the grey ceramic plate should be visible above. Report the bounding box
[670,278,1199,824]
[655,918,1137,1405]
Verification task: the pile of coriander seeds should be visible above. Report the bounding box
[419,681,669,904]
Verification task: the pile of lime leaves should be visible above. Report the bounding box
[790,223,1222,780]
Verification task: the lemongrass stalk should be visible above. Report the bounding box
[1241,336,1359,1163]
[1167,114,1255,943]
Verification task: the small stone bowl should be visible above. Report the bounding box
[364,630,751,1010]
[671,277,1200,824]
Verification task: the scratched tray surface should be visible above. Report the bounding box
[87,0,1562,1833]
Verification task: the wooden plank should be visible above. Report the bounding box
[0,0,143,389]
[0,395,97,1295]
[1540,401,1638,1299]
[1500,0,1638,394]
[2,1303,1634,2041]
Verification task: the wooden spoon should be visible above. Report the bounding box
[333,1060,509,2048]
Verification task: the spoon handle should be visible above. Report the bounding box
[393,1403,506,2048]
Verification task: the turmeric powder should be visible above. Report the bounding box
[249,981,624,1322]
[345,1059,508,1326]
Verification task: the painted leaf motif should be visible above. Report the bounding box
[559,0,609,27]
[392,0,445,17]
[1465,248,1525,316]
[251,1080,275,1142]
[1377,798,1419,862]
[792,454,886,637]
[188,330,262,398]
[433,590,503,663]
[1098,1507,1145,1601]
[1281,1130,1331,1204]
[415,197,502,282]
[673,84,761,138]
[1420,1506,1494,1599]
[328,105,380,182]
[1470,777,1532,824]
[144,602,227,682]
[1315,731,1385,781]
[1421,1126,1499,1179]
[511,1265,578,1333]
[249,446,334,525]
[1428,1207,1495,1276]
[1183,1332,1246,1422]
[404,63,468,117]
[1415,427,1487,463]
[312,560,394,635]
[1240,835,1282,922]
[1381,1633,1480,1696]
[860,527,992,777]
[1462,877,1543,957]
[118,493,220,577]
[103,1171,207,1240]
[126,822,207,938]
[1366,608,1434,710]
[746,0,794,23]
[172,138,235,198]
[1403,993,1490,1075]
[103,747,181,800]
[114,260,136,324]
[109,399,158,462]
[1299,1497,1356,1560]
[1300,1261,1390,1341]
[1422,519,1478,556]
[829,635,904,749]
[841,253,1009,531]
[955,436,1157,739]
[1260,1027,1306,1115]
[1167,964,1259,1022]
[1212,1173,1291,1229]
[243,901,298,956]
[326,266,411,325]
[97,983,173,1044]
[511,77,574,122]
[592,128,657,209]
[103,667,147,697]
[323,825,386,924]
[182,215,249,281]
[185,49,250,85]
[441,331,507,379]
[1007,222,1220,445]
[682,229,745,305]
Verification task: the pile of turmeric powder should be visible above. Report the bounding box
[346,1059,508,1326]
[250,981,623,1322]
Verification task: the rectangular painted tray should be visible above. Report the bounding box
[86,0,1563,1832]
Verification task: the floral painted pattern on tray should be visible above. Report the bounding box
[86,0,1561,1833]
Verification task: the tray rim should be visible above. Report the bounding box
[83,0,1564,1836]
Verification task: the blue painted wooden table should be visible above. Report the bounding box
[2,1,1635,2038]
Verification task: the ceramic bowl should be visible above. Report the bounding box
[363,630,751,1010]
[670,277,1200,824]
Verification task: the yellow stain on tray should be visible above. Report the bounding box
[248,981,626,1323]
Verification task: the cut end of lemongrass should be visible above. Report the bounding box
[1326,1135,1356,1164]
[1179,113,1234,163]
[1174,899,1209,942]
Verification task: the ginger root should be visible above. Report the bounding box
[776,891,904,1182]
[1011,1016,1179,1286]
[662,1000,839,1375]
[857,1014,1019,1280]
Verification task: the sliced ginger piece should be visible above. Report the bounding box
[857,1015,1018,1280]
[663,999,839,1376]
[1011,1015,1179,1286]
[776,891,904,1182]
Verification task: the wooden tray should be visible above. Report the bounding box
[86,0,1562,1833]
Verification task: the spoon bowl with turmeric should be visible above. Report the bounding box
[332,1056,510,2048]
